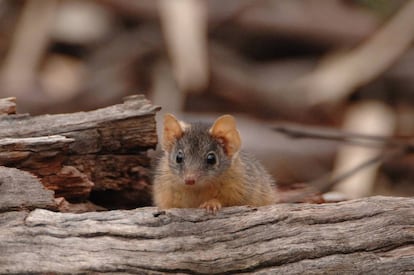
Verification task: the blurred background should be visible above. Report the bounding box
[1,0,413,201]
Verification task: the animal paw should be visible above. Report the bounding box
[199,199,222,214]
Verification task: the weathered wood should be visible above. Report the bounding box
[0,97,16,115]
[0,135,94,200]
[0,196,413,274]
[55,197,106,213]
[0,166,56,212]
[0,95,159,206]
[0,95,159,152]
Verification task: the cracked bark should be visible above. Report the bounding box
[0,95,160,207]
[0,193,413,274]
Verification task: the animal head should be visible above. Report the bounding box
[162,114,241,186]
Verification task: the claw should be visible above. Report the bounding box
[199,199,222,214]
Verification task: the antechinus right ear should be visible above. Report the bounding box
[163,114,183,151]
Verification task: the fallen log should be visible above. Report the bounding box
[0,94,160,207]
[0,196,413,274]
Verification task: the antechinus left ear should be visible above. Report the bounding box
[209,115,241,156]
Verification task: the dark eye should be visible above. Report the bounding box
[176,150,184,164]
[206,152,217,165]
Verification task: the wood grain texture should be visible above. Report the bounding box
[0,166,56,212]
[0,95,159,152]
[0,135,93,200]
[0,196,413,274]
[0,95,159,205]
[0,97,16,115]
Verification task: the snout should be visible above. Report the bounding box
[183,173,199,186]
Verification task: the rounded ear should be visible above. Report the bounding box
[163,114,183,151]
[209,115,241,156]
